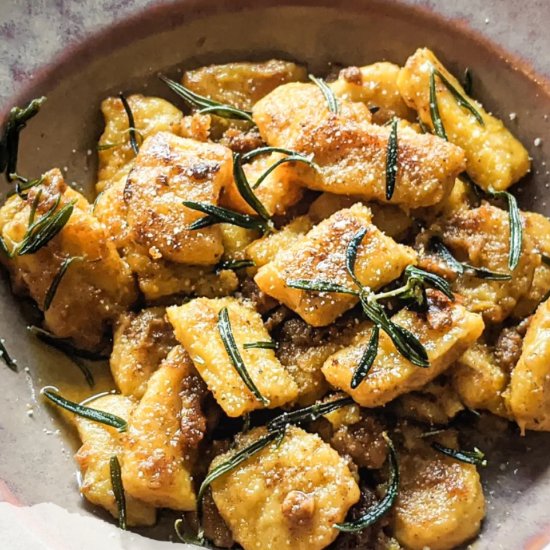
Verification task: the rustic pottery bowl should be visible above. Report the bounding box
[1,1,550,548]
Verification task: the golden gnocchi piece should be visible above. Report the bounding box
[255,204,416,327]
[110,307,177,398]
[0,169,137,351]
[308,192,413,240]
[392,431,485,550]
[122,346,206,510]
[124,131,232,265]
[322,292,484,407]
[433,203,539,323]
[252,82,466,208]
[210,426,360,550]
[513,211,550,317]
[331,62,415,124]
[167,297,299,417]
[97,94,183,191]
[245,215,313,269]
[123,246,239,302]
[398,48,530,192]
[452,342,510,418]
[505,298,550,432]
[221,152,305,217]
[183,59,307,111]
[74,394,156,527]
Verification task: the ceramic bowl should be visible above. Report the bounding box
[1,1,549,548]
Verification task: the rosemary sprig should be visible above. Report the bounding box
[490,190,522,270]
[309,74,339,114]
[218,307,269,406]
[44,256,83,311]
[216,258,255,273]
[174,518,210,548]
[0,339,17,371]
[285,279,358,295]
[198,430,279,502]
[461,176,523,271]
[360,297,429,368]
[345,226,368,287]
[28,189,45,226]
[41,387,127,431]
[335,433,399,532]
[183,201,268,233]
[28,325,107,361]
[385,118,399,200]
[16,198,76,256]
[232,153,271,222]
[8,173,43,199]
[243,341,277,350]
[430,236,512,281]
[241,146,318,190]
[0,97,47,180]
[433,68,484,125]
[350,325,379,389]
[432,442,487,466]
[267,396,354,433]
[159,75,254,123]
[118,93,139,155]
[346,229,430,367]
[462,67,473,96]
[429,70,447,140]
[404,265,454,302]
[199,396,354,503]
[109,456,127,530]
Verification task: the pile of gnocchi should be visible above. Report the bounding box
[1,47,548,550]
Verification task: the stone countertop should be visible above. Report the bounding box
[0,0,549,108]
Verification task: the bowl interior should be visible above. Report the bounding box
[1,1,549,547]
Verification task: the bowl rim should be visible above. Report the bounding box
[2,0,550,121]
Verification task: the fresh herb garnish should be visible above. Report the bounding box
[462,67,473,95]
[350,325,379,389]
[28,189,45,226]
[41,387,127,431]
[433,68,484,125]
[16,198,76,256]
[232,153,272,222]
[432,442,487,466]
[218,307,269,406]
[0,97,46,181]
[0,235,11,258]
[174,518,210,547]
[309,74,339,114]
[385,118,399,200]
[430,236,512,280]
[159,75,254,123]
[285,279,357,295]
[216,258,255,273]
[9,173,43,199]
[44,256,83,311]
[198,396,354,503]
[461,176,523,271]
[198,430,280,502]
[0,339,17,372]
[289,228,439,371]
[109,456,127,530]
[183,201,268,233]
[240,147,318,190]
[490,190,522,270]
[118,93,140,155]
[243,341,277,350]
[267,396,354,433]
[429,70,447,140]
[335,433,399,532]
